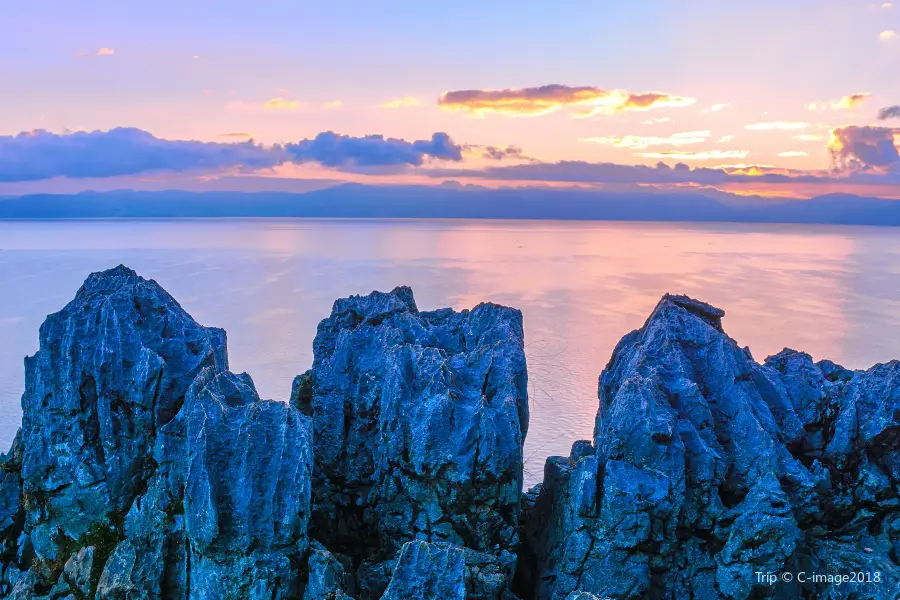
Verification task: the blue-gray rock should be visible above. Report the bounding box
[1,266,314,599]
[380,541,467,600]
[303,541,353,600]
[303,286,528,594]
[19,265,228,563]
[96,367,314,599]
[520,294,900,600]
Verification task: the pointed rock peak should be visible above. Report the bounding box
[100,264,138,278]
[650,293,726,332]
[77,264,162,299]
[389,285,418,312]
[329,285,419,329]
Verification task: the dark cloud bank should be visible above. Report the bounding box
[1,125,898,192]
[0,128,464,182]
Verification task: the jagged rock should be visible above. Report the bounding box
[61,545,94,597]
[380,541,467,600]
[0,430,24,573]
[302,286,528,591]
[303,541,354,599]
[97,367,314,599]
[18,265,228,566]
[1,266,314,599]
[520,294,900,600]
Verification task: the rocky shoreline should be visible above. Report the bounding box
[0,266,898,599]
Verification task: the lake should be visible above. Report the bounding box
[2,218,900,485]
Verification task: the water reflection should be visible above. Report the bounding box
[2,219,900,485]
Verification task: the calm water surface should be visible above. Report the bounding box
[2,219,900,485]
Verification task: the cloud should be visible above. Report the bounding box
[583,131,711,149]
[263,97,305,110]
[74,48,116,58]
[426,158,900,190]
[427,160,801,185]
[745,121,811,131]
[0,128,469,181]
[879,105,900,120]
[285,131,462,168]
[778,151,809,157]
[806,93,871,111]
[437,84,695,117]
[324,100,344,109]
[379,96,422,109]
[220,132,254,139]
[881,30,898,41]
[637,149,750,160]
[702,103,730,113]
[0,128,284,182]
[641,117,672,124]
[828,125,900,170]
[227,98,307,112]
[465,145,529,161]
[718,135,735,143]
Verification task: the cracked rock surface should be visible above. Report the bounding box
[2,267,898,599]
[0,266,314,599]
[296,286,529,598]
[517,294,900,600]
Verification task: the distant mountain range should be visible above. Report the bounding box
[1,184,899,227]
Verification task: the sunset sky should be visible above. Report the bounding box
[1,0,899,198]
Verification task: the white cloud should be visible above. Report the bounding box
[582,131,711,149]
[745,121,810,131]
[637,149,750,160]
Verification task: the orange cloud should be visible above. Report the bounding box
[228,98,307,112]
[778,151,808,157]
[263,97,305,110]
[880,30,898,41]
[324,100,344,109]
[379,96,422,109]
[806,93,871,111]
[438,84,695,117]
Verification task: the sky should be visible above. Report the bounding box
[1,0,899,199]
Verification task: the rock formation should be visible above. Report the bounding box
[293,286,529,598]
[2,268,898,599]
[518,294,900,600]
[0,267,314,599]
